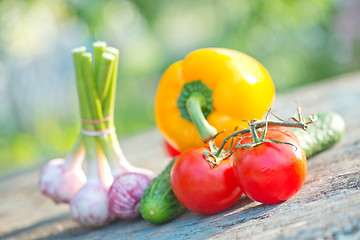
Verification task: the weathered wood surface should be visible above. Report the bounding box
[0,72,360,240]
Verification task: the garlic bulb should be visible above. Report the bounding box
[39,143,86,203]
[108,172,153,219]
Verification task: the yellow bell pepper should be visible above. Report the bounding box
[155,48,275,152]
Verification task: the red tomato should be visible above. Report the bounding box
[232,127,307,204]
[266,126,300,142]
[164,140,181,157]
[171,146,242,215]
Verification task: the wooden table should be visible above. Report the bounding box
[1,72,360,240]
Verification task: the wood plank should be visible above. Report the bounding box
[0,72,359,240]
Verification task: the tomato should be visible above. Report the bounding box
[164,140,181,157]
[266,126,300,143]
[231,127,307,204]
[171,146,242,215]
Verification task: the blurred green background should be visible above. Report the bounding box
[0,0,359,175]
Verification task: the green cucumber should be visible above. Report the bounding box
[139,159,186,224]
[292,111,345,158]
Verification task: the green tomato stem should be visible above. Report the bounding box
[249,123,260,144]
[216,119,309,155]
[207,113,311,166]
[186,94,217,142]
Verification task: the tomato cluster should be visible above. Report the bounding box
[170,127,307,215]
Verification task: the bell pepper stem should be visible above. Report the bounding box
[186,94,217,142]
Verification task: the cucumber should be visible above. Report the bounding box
[292,111,345,158]
[139,159,186,224]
